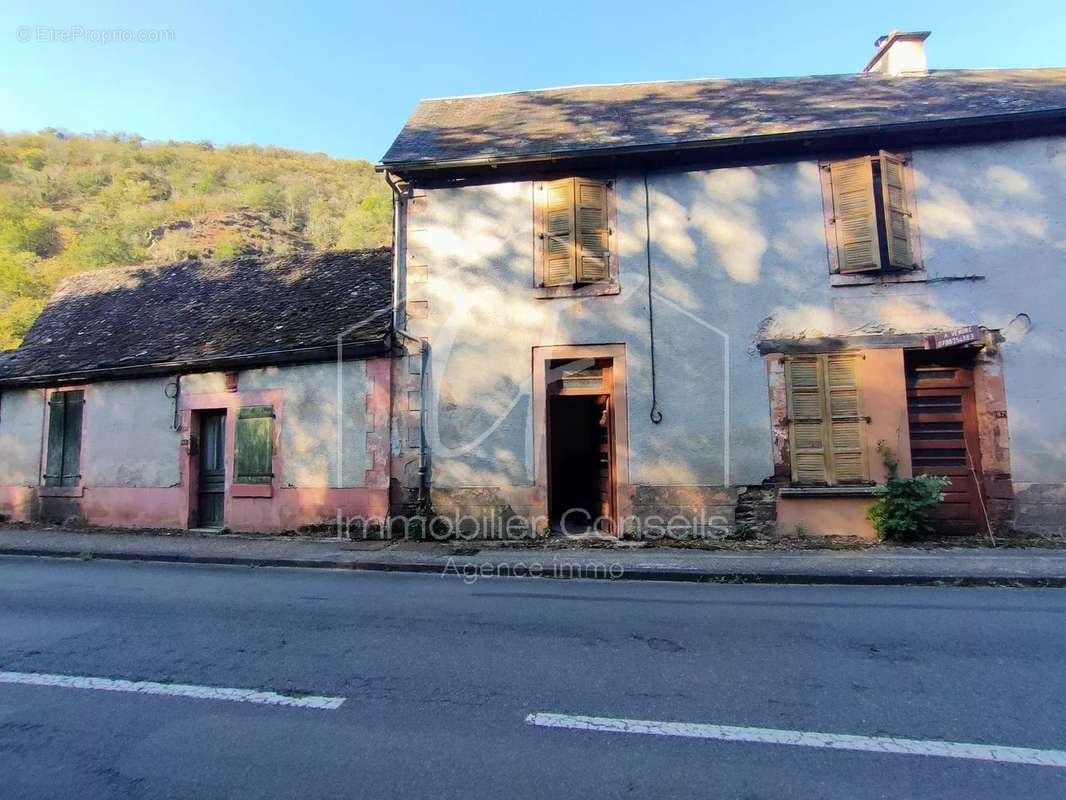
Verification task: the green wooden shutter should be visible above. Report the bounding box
[234,405,274,484]
[879,151,915,269]
[44,393,66,486]
[543,178,576,286]
[574,179,610,283]
[44,390,83,487]
[825,355,866,483]
[60,391,84,486]
[830,157,881,273]
[785,357,829,483]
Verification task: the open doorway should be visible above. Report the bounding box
[546,358,614,533]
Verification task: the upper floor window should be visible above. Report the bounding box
[534,178,617,296]
[823,152,920,275]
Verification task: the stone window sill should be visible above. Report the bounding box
[534,282,620,299]
[39,485,84,498]
[778,485,880,498]
[830,270,928,288]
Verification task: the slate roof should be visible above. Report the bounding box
[0,248,393,386]
[381,68,1066,169]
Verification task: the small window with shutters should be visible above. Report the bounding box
[233,405,274,484]
[535,177,614,291]
[44,389,84,487]
[784,354,868,485]
[823,152,920,275]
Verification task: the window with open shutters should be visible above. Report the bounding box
[234,405,274,484]
[826,152,917,274]
[44,390,84,487]
[784,354,867,485]
[538,178,612,287]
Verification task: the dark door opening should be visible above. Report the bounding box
[905,348,985,535]
[548,394,612,533]
[196,411,226,528]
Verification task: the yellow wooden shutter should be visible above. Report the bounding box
[830,157,881,273]
[879,151,914,269]
[825,353,867,483]
[574,179,610,283]
[543,178,576,286]
[785,357,829,483]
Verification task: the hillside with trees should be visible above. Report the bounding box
[0,130,391,349]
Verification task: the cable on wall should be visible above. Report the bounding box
[644,172,663,424]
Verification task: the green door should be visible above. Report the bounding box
[197,412,226,528]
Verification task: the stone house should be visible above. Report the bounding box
[3,31,1065,541]
[378,31,1066,539]
[0,250,392,531]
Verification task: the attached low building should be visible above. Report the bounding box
[0,249,393,532]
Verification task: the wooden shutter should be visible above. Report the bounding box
[44,390,83,487]
[234,406,274,484]
[543,178,576,286]
[44,393,66,487]
[829,158,881,273]
[879,151,915,269]
[785,357,829,483]
[574,179,610,283]
[825,354,866,483]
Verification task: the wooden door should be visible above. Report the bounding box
[197,412,226,528]
[596,395,614,532]
[905,353,983,535]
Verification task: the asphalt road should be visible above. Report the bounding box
[1,557,1065,799]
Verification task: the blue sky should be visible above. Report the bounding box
[2,0,1064,162]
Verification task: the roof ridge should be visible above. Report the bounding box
[416,66,1066,104]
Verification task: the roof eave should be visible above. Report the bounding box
[379,106,1066,177]
[0,334,392,390]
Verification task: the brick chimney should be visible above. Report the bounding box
[863,30,930,76]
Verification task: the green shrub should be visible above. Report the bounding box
[868,474,950,541]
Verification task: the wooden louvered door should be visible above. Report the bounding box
[596,394,614,532]
[905,351,983,535]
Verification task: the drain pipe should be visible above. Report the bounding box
[385,170,429,511]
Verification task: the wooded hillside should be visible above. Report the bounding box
[0,130,391,349]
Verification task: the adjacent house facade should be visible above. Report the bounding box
[0,250,393,531]
[378,32,1066,539]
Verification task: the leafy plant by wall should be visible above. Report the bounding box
[867,441,949,541]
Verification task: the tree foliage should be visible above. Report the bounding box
[0,130,390,349]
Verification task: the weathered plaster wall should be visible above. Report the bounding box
[84,378,181,487]
[240,361,369,487]
[0,358,386,531]
[0,388,44,485]
[407,135,1066,532]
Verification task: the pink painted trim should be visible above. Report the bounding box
[231,484,272,498]
[79,486,187,529]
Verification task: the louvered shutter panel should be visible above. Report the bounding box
[830,158,881,273]
[574,179,610,283]
[543,178,576,286]
[786,357,829,483]
[234,406,274,484]
[825,354,866,483]
[60,391,83,486]
[879,151,915,269]
[44,393,66,486]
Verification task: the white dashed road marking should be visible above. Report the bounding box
[526,712,1066,769]
[0,670,345,710]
